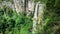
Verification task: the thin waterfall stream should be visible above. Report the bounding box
[32,3,39,34]
[32,2,45,34]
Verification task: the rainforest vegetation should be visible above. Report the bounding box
[0,0,60,34]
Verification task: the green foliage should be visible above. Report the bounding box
[0,6,33,34]
[34,0,48,3]
[42,0,60,34]
[0,0,13,4]
[0,0,60,34]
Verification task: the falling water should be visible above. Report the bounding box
[32,3,39,34]
[32,1,45,34]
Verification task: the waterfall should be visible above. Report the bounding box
[32,3,39,34]
[32,1,45,34]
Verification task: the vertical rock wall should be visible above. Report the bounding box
[14,0,35,15]
[14,0,25,13]
[13,0,45,34]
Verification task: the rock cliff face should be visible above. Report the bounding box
[0,1,15,10]
[0,0,45,34]
[0,0,35,16]
[14,0,25,13]
[14,0,45,34]
[14,0,35,15]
